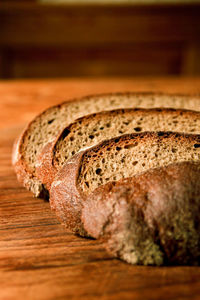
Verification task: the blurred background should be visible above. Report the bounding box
[0,0,200,79]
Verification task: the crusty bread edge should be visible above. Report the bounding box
[35,141,57,192]
[50,150,87,236]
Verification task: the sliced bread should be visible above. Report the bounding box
[82,162,200,266]
[50,132,200,236]
[12,92,200,197]
[36,108,200,192]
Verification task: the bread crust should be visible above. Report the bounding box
[50,151,87,236]
[12,126,48,198]
[12,92,200,197]
[36,107,200,194]
[35,141,57,193]
[50,131,200,236]
[82,162,200,265]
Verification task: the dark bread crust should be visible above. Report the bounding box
[50,131,200,236]
[36,107,200,193]
[82,162,200,265]
[50,152,87,236]
[35,141,57,192]
[12,92,200,197]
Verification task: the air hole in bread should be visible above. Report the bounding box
[48,119,55,124]
[85,181,89,188]
[134,127,142,132]
[62,128,71,139]
[194,144,200,148]
[96,168,102,175]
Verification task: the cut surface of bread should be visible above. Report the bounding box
[78,132,200,194]
[82,162,200,266]
[36,108,200,191]
[12,92,200,197]
[50,131,200,236]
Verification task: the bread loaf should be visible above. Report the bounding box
[50,132,200,236]
[82,162,200,266]
[12,92,200,197]
[36,108,200,192]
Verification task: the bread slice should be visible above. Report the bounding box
[82,162,200,266]
[36,108,200,192]
[12,92,200,197]
[50,131,200,236]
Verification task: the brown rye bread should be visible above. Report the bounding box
[50,131,200,236]
[36,108,200,193]
[12,92,200,197]
[82,162,200,266]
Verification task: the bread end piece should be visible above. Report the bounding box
[82,162,200,265]
[12,131,48,198]
[50,151,87,236]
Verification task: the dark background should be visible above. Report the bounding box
[1,0,200,79]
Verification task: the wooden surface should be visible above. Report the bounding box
[1,2,200,78]
[1,77,200,300]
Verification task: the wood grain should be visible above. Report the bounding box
[2,3,200,46]
[0,3,200,78]
[0,78,200,300]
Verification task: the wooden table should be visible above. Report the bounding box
[1,77,200,300]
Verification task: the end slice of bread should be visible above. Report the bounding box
[50,131,200,236]
[12,92,200,197]
[36,108,200,192]
[82,162,200,266]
